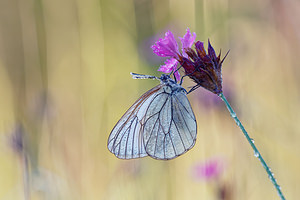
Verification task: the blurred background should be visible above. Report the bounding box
[0,0,299,199]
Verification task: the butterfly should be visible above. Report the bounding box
[107,73,197,160]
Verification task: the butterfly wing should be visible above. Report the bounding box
[142,85,197,160]
[107,84,163,159]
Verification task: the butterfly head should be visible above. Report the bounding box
[159,74,186,93]
[159,74,176,84]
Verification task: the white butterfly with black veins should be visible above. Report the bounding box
[107,73,197,160]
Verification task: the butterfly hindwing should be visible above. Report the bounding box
[142,85,197,160]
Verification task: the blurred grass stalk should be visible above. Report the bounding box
[2,0,49,198]
[21,152,30,200]
[219,93,286,200]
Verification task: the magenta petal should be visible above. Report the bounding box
[157,58,180,81]
[179,28,196,57]
[151,31,179,58]
[158,58,178,73]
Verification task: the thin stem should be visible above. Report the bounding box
[218,93,285,200]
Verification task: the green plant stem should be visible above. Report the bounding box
[218,93,285,200]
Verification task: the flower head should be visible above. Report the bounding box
[152,29,228,94]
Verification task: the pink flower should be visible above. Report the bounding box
[151,31,180,58]
[192,157,225,181]
[152,29,228,94]
[151,28,196,81]
[179,29,196,58]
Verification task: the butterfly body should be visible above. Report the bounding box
[108,73,197,160]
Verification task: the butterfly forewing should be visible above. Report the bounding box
[107,85,163,159]
[142,85,197,160]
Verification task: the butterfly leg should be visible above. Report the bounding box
[179,68,198,85]
[187,84,201,94]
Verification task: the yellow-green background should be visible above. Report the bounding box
[0,0,299,199]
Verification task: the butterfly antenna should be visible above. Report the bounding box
[130,72,159,80]
[168,65,183,82]
[168,69,174,77]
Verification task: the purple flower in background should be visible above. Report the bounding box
[151,28,196,81]
[8,124,24,154]
[192,157,225,181]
